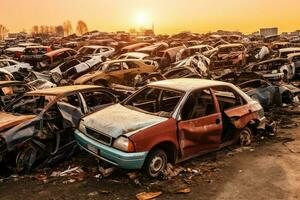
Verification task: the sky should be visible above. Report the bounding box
[0,0,299,34]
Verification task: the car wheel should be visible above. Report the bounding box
[15,146,41,173]
[239,127,254,146]
[144,149,167,178]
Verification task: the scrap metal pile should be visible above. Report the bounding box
[0,31,299,178]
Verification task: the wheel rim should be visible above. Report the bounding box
[240,130,252,146]
[149,155,165,176]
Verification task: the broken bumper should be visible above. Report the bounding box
[74,129,147,170]
[257,116,266,129]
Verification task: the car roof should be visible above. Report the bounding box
[288,52,300,57]
[26,85,102,96]
[45,48,73,57]
[81,45,111,49]
[279,47,300,53]
[103,59,143,64]
[0,81,24,86]
[120,52,149,58]
[148,78,234,92]
[25,46,50,49]
[218,43,244,48]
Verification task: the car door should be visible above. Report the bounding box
[122,61,141,84]
[211,86,252,131]
[56,93,84,127]
[105,62,124,84]
[177,88,222,159]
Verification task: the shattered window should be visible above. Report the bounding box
[104,63,121,72]
[181,89,216,120]
[211,86,245,112]
[124,61,139,69]
[79,48,95,55]
[7,95,54,115]
[82,91,115,111]
[125,87,183,116]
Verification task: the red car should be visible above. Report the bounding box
[75,78,266,177]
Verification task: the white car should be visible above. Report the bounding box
[0,59,32,74]
[78,45,115,58]
[50,56,105,83]
[116,52,159,67]
[176,45,216,61]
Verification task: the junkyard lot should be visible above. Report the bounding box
[1,114,300,200]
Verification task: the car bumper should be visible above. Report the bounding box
[257,116,266,129]
[74,129,148,170]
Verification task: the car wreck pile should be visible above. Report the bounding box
[0,31,299,178]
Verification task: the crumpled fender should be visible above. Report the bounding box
[1,117,40,150]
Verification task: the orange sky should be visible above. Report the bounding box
[0,0,299,34]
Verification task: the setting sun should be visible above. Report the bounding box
[134,12,151,28]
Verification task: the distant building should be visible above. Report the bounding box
[260,27,278,37]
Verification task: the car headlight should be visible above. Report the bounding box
[113,136,134,152]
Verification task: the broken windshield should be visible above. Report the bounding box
[6,95,56,115]
[124,86,184,117]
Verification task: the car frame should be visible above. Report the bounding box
[75,78,266,177]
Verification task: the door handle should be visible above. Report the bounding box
[216,118,220,124]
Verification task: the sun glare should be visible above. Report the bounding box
[134,12,150,27]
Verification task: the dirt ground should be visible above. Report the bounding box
[1,113,300,200]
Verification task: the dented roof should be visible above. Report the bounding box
[26,85,102,96]
[148,78,234,92]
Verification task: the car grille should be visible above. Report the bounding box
[85,127,112,145]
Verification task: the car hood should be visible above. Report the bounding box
[74,71,104,84]
[82,103,168,138]
[0,112,37,132]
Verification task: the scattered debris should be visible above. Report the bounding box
[136,192,162,200]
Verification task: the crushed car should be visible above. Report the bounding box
[75,78,266,177]
[0,85,118,172]
[0,81,31,110]
[74,59,157,86]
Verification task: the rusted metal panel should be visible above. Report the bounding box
[129,118,178,153]
[178,113,222,158]
[0,112,36,132]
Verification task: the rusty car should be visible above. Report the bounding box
[74,59,157,86]
[0,81,31,110]
[39,48,78,70]
[0,85,118,172]
[75,78,266,177]
[210,43,247,71]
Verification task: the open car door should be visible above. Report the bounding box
[57,101,83,127]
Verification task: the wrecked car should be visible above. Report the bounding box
[287,53,300,77]
[238,79,300,107]
[20,46,52,67]
[176,45,216,61]
[74,59,156,86]
[39,48,78,71]
[50,56,105,84]
[0,59,33,81]
[0,85,118,172]
[245,58,294,81]
[0,81,31,110]
[75,78,266,177]
[210,43,247,71]
[278,47,300,58]
[78,45,115,58]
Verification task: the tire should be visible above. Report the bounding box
[15,146,41,173]
[143,149,167,178]
[239,127,254,146]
